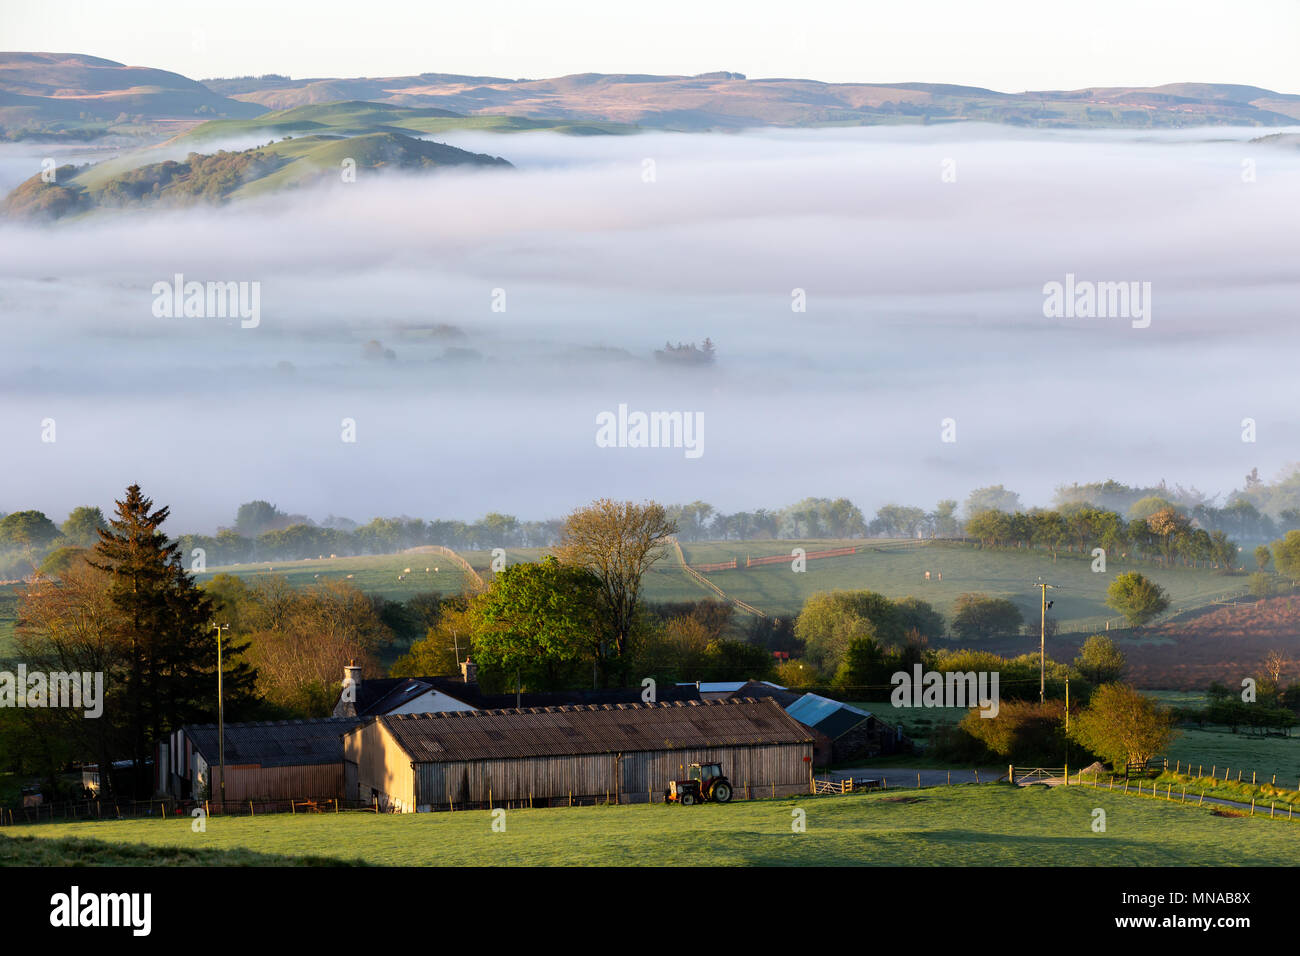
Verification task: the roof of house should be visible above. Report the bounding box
[723,680,802,708]
[356,697,813,763]
[337,677,701,718]
[785,694,875,739]
[337,676,478,718]
[676,680,788,694]
[183,718,361,768]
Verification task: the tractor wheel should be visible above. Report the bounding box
[712,782,732,803]
[680,791,697,806]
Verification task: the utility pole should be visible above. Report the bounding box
[1035,580,1055,704]
[213,623,229,809]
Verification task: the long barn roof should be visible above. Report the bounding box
[184,718,361,768]
[360,698,813,763]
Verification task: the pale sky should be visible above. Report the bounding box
[5,0,1299,93]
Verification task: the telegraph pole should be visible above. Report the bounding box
[1035,580,1056,704]
[213,623,229,809]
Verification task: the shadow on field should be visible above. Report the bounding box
[0,832,367,867]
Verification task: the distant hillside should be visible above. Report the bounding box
[4,54,1299,137]
[172,100,635,144]
[202,70,1300,130]
[1,131,511,220]
[0,52,265,135]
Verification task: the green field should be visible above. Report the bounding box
[171,101,639,146]
[199,539,1248,634]
[197,552,480,601]
[1165,727,1300,785]
[4,784,1295,866]
[679,540,1248,630]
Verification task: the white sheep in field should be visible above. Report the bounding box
[403,567,412,573]
[346,574,354,579]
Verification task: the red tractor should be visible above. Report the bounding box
[665,762,733,805]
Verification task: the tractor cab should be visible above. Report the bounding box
[665,762,733,806]
[688,763,724,784]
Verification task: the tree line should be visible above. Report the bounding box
[7,470,1300,575]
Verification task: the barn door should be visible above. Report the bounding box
[621,752,652,803]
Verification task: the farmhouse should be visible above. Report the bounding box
[785,694,907,765]
[166,718,361,803]
[342,697,814,812]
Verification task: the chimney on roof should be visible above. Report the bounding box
[343,660,362,694]
[334,659,363,718]
[460,656,478,684]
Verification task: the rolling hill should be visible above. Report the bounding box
[0,52,264,134]
[201,71,1300,130]
[1,128,511,219]
[5,53,1300,138]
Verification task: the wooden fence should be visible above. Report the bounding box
[401,544,484,591]
[745,546,858,568]
[671,539,767,618]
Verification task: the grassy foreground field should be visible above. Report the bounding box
[4,785,1296,866]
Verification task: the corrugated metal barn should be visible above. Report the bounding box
[785,694,907,764]
[171,718,360,804]
[342,698,814,813]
